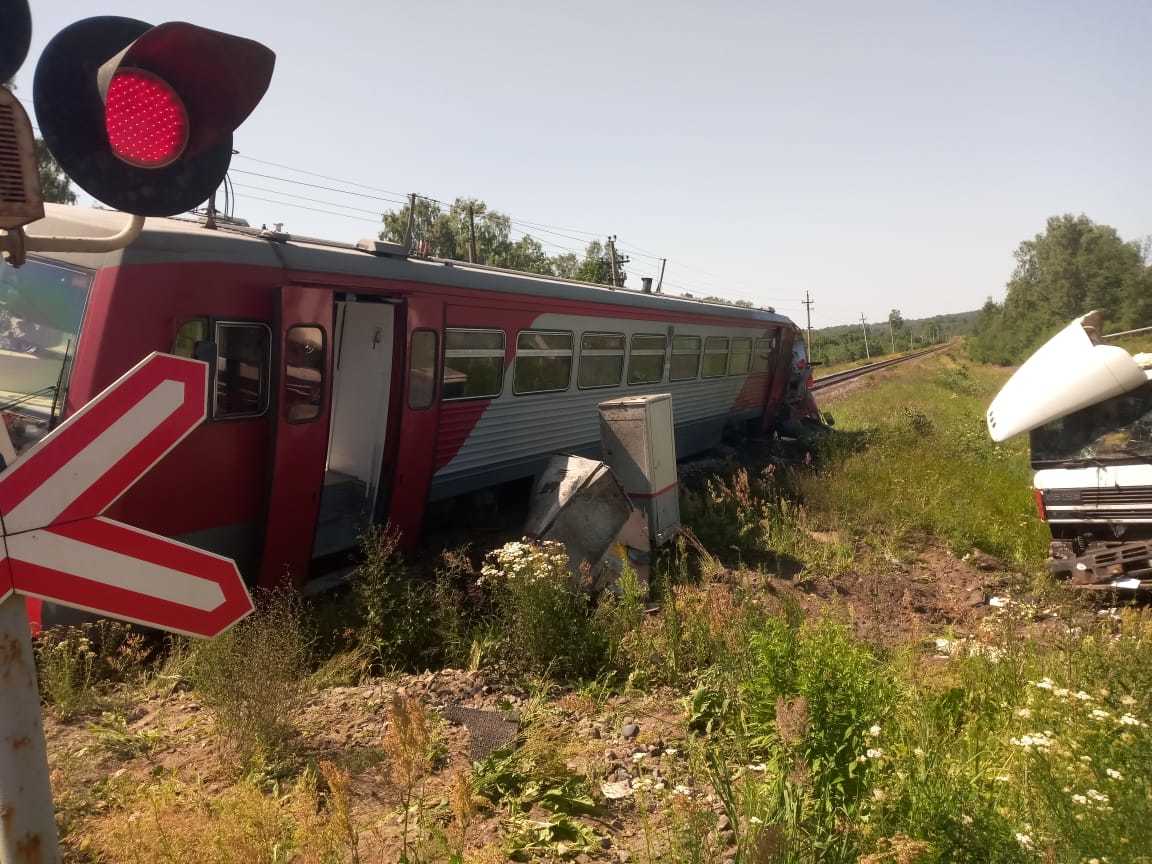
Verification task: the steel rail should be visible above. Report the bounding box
[810,344,950,392]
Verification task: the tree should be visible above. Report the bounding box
[969,214,1152,364]
[36,139,77,205]
[888,309,905,332]
[380,197,621,285]
[3,81,76,205]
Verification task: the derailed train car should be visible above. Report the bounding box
[0,205,803,612]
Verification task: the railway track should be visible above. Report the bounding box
[810,343,950,391]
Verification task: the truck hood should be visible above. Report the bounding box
[986,311,1152,442]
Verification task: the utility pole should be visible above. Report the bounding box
[467,203,478,264]
[606,235,619,289]
[860,314,871,359]
[802,291,814,356]
[889,320,896,355]
[656,258,666,293]
[403,192,417,253]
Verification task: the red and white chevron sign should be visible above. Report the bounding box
[0,352,253,638]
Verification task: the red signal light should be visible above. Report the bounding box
[104,68,188,168]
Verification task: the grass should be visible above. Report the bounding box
[801,352,1049,569]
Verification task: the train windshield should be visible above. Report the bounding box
[0,257,92,421]
[1030,381,1152,466]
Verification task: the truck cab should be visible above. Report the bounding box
[987,311,1152,588]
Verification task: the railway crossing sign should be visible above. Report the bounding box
[0,352,253,638]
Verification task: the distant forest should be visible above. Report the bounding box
[808,309,976,366]
[968,214,1152,365]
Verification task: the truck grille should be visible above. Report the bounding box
[1078,486,1152,505]
[1044,487,1152,522]
[1047,508,1152,522]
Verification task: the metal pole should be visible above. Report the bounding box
[655,258,666,293]
[0,594,60,864]
[467,204,478,264]
[607,236,618,289]
[802,291,814,356]
[403,193,417,253]
[860,314,870,359]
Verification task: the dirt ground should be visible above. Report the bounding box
[44,534,1027,864]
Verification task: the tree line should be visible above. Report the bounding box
[808,309,968,366]
[969,214,1152,365]
[379,197,626,287]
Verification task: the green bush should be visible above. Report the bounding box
[481,539,607,681]
[36,620,152,719]
[353,526,448,671]
[188,589,311,766]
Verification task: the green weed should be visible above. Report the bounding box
[187,589,311,767]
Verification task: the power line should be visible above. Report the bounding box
[225,151,801,310]
[234,154,408,199]
[229,169,409,206]
[232,182,385,217]
[232,192,383,224]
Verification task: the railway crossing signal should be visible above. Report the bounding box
[0,0,32,83]
[0,352,253,637]
[32,17,275,216]
[0,353,251,864]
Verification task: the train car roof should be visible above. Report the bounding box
[25,205,794,326]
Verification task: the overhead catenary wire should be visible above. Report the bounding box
[232,192,384,224]
[226,151,806,309]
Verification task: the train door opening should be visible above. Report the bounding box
[314,299,395,558]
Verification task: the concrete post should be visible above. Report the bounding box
[0,594,60,864]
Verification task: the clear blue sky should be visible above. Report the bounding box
[15,0,1152,326]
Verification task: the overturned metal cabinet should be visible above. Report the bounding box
[524,454,649,593]
[598,393,681,545]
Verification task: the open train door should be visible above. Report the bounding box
[258,285,334,588]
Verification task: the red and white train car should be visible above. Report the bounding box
[1,206,800,611]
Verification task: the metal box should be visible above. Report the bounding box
[598,393,680,545]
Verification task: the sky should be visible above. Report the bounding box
[14,0,1152,327]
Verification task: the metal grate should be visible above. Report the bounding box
[0,100,28,205]
[441,704,519,761]
[1079,486,1152,505]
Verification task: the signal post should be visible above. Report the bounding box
[0,3,276,860]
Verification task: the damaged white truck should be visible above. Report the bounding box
[987,311,1152,589]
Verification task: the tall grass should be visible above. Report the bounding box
[802,352,1049,568]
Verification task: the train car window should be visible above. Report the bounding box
[408,329,438,409]
[628,334,667,385]
[172,318,208,357]
[752,337,775,372]
[578,332,625,389]
[514,330,573,394]
[214,322,271,418]
[443,328,505,400]
[702,337,729,378]
[284,325,325,423]
[729,338,752,375]
[670,335,702,381]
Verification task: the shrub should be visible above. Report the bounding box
[619,582,751,690]
[187,589,311,766]
[88,771,360,864]
[36,626,98,719]
[36,620,151,719]
[481,539,607,681]
[354,526,469,672]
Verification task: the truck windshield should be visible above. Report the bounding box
[0,257,92,420]
[1030,381,1152,466]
